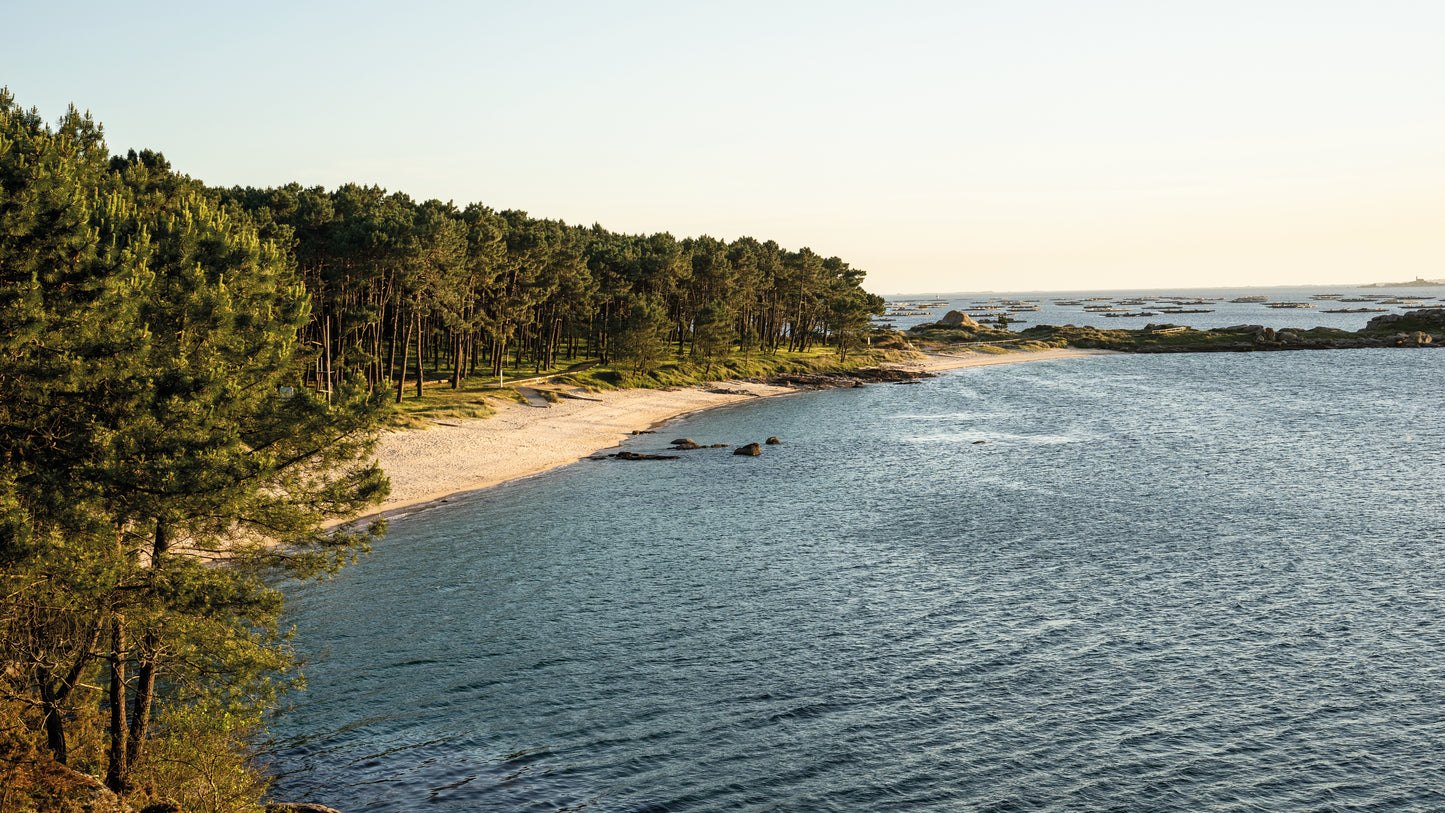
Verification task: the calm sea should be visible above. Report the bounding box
[269,292,1445,812]
[875,283,1445,332]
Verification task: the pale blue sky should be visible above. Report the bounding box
[7,1,1444,293]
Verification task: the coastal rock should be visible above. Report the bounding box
[1366,308,1445,332]
[766,437,782,445]
[1384,331,1435,346]
[670,439,703,450]
[939,310,980,329]
[763,368,933,389]
[614,451,680,461]
[709,443,731,448]
[41,763,125,813]
[671,438,695,446]
[733,443,762,456]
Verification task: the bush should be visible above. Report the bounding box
[128,703,269,813]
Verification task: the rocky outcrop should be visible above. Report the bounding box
[765,437,781,445]
[938,310,980,329]
[613,451,680,460]
[670,439,703,450]
[34,763,125,813]
[1365,308,1445,332]
[733,443,762,456]
[762,367,934,389]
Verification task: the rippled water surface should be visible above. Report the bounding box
[270,349,1445,812]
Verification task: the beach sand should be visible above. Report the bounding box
[369,348,1114,519]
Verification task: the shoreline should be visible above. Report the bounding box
[364,348,1115,521]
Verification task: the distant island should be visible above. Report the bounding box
[906,308,1445,353]
[1358,277,1445,288]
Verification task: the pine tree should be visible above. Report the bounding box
[0,91,390,794]
[691,298,736,374]
[611,292,670,377]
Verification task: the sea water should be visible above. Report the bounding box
[269,348,1445,812]
[875,283,1445,332]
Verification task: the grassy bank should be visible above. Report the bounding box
[387,347,914,428]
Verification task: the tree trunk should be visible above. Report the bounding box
[415,311,424,398]
[451,332,463,389]
[127,521,168,769]
[106,619,128,793]
[323,309,334,404]
[38,678,68,765]
[395,305,413,403]
[388,289,403,383]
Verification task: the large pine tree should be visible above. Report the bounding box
[0,90,390,796]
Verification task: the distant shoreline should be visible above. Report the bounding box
[364,348,1116,522]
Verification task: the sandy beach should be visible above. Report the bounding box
[369,348,1114,519]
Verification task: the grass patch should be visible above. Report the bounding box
[383,348,917,425]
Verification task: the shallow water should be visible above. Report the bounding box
[270,349,1445,812]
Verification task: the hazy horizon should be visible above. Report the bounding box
[7,1,1442,294]
[878,278,1445,297]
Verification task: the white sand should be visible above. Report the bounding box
[368,348,1114,519]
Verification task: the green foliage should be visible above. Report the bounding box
[128,701,269,813]
[0,84,892,805]
[0,89,389,803]
[611,293,670,378]
[690,299,736,372]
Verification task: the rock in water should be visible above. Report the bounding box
[614,451,680,460]
[671,439,703,450]
[765,437,782,445]
[734,443,762,456]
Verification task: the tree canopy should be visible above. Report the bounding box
[0,86,883,809]
[0,89,389,806]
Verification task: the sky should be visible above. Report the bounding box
[6,1,1444,294]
